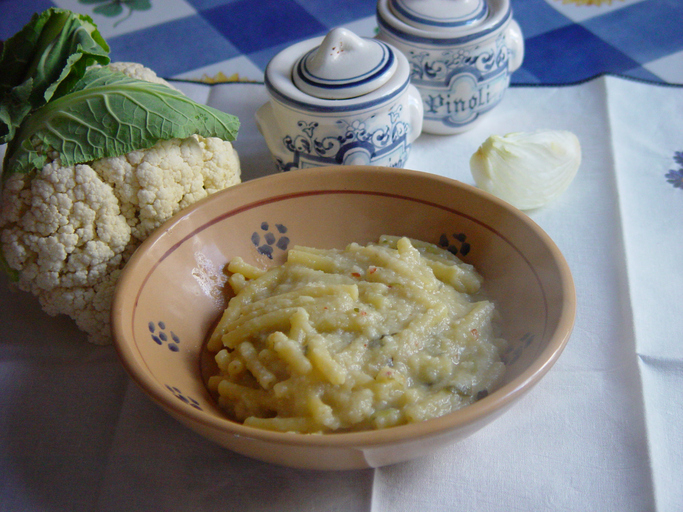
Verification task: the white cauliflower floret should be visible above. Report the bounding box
[1,134,240,344]
[99,61,180,90]
[93,135,240,239]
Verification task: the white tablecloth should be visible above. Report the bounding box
[1,76,681,511]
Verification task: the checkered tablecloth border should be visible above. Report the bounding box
[2,0,683,85]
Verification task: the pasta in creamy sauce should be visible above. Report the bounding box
[206,236,507,433]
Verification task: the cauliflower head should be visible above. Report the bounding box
[0,64,241,345]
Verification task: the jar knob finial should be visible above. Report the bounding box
[293,28,398,100]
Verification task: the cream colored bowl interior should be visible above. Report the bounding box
[112,166,575,470]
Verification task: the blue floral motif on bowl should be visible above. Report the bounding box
[165,385,202,410]
[148,321,180,352]
[252,222,290,259]
[438,232,471,257]
[502,332,534,366]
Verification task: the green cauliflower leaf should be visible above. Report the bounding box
[0,8,110,144]
[3,66,240,176]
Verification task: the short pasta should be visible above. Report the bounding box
[206,236,507,433]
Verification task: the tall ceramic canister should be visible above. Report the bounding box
[255,28,423,171]
[376,0,524,134]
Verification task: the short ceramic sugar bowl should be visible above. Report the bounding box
[255,28,423,171]
[376,0,524,134]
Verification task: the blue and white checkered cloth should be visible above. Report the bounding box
[2,0,683,85]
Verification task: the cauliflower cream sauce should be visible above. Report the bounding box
[205,236,507,433]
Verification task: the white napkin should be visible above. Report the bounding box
[1,77,681,511]
[607,78,683,511]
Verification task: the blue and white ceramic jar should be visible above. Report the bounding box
[256,28,423,171]
[376,0,524,134]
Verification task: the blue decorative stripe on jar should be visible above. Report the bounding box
[376,4,511,46]
[295,42,395,90]
[264,73,410,114]
[391,0,489,29]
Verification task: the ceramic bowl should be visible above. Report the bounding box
[111,166,575,470]
[376,0,525,134]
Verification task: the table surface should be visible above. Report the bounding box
[1,0,683,86]
[2,1,683,511]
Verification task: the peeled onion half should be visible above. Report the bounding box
[470,130,581,210]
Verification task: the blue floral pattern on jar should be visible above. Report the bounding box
[408,32,512,129]
[276,104,410,171]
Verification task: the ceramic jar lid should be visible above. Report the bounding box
[292,28,398,100]
[389,0,489,31]
[377,0,511,44]
[264,27,411,113]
